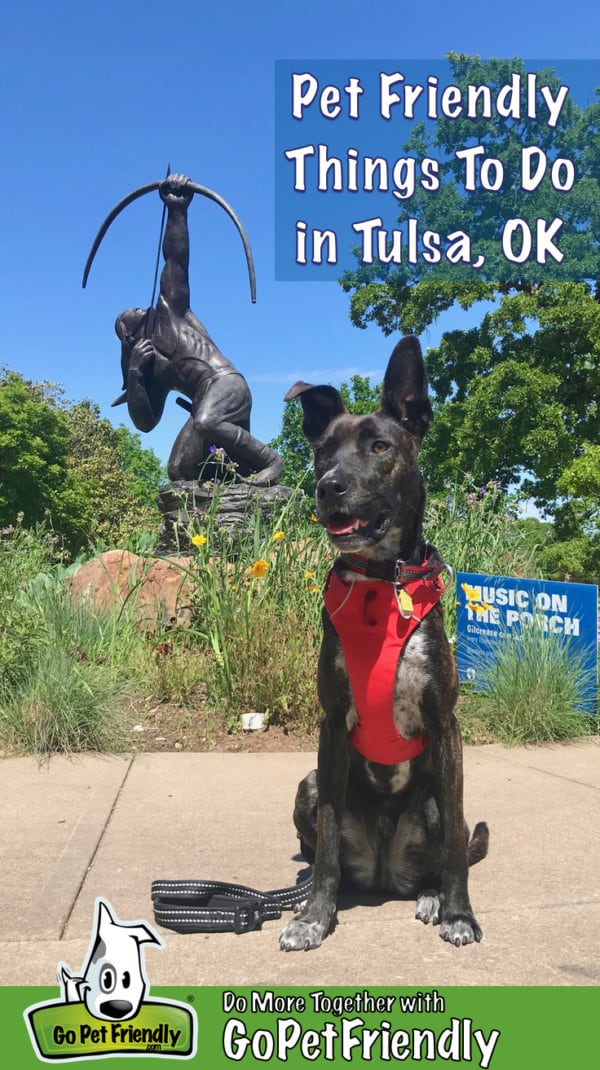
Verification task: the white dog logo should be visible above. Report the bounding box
[58,899,162,1021]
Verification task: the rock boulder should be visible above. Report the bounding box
[68,550,194,631]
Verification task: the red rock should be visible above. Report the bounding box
[68,550,194,630]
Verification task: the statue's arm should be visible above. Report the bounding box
[126,340,168,432]
[158,175,194,318]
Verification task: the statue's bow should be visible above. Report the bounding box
[82,179,256,302]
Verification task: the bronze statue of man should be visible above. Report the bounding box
[114,173,283,486]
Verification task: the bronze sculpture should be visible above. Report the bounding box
[84,173,283,486]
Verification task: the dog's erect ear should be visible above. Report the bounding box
[284,382,347,442]
[380,335,433,440]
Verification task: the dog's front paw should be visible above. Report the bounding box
[439,913,482,947]
[280,917,327,951]
[415,890,440,926]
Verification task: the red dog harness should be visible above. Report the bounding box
[324,556,447,766]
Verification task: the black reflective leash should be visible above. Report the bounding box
[151,872,312,934]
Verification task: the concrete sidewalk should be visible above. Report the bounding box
[1,741,599,987]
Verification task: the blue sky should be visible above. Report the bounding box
[1,1,598,466]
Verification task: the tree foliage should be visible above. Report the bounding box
[64,400,164,545]
[0,371,165,554]
[339,55,600,578]
[341,54,600,327]
[0,370,92,551]
[415,282,600,507]
[543,441,600,582]
[115,425,167,506]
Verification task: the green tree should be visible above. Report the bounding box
[342,54,600,322]
[271,375,381,495]
[557,442,600,535]
[0,371,166,554]
[64,401,162,545]
[115,425,167,506]
[415,282,600,508]
[539,442,600,582]
[0,369,92,552]
[340,55,600,531]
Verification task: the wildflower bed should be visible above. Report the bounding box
[0,477,596,754]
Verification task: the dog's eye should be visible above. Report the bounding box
[99,965,116,993]
[372,440,390,454]
[122,971,131,989]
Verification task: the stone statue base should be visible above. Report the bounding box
[156,479,294,554]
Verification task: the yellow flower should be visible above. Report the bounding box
[308,583,319,594]
[309,513,318,523]
[461,582,480,601]
[304,571,315,580]
[272,530,285,542]
[250,559,270,579]
[191,533,207,547]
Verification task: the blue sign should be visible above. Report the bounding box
[455,572,598,712]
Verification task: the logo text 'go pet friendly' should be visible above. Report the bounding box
[24,898,197,1061]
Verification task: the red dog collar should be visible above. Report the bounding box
[324,559,446,766]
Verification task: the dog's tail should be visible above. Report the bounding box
[467,821,489,866]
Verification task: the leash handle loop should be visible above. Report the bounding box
[150,873,312,934]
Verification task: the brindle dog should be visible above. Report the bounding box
[279,336,488,952]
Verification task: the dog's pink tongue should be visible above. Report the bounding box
[326,517,368,536]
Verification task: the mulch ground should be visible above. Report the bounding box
[128,699,320,754]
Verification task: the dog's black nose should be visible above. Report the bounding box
[317,472,348,505]
[99,1000,134,1019]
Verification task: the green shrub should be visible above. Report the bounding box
[1,640,129,754]
[176,483,331,729]
[3,474,593,754]
[0,523,57,690]
[424,477,540,635]
[0,525,139,753]
[462,621,597,744]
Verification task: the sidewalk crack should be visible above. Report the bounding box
[474,747,600,791]
[59,755,136,939]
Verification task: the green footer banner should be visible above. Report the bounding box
[2,986,595,1068]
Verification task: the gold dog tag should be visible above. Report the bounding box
[396,587,414,618]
